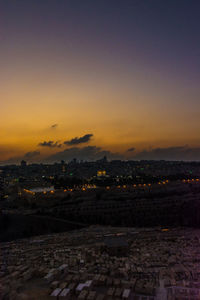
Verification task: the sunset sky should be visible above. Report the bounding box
[1,0,200,163]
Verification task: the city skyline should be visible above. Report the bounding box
[1,0,200,163]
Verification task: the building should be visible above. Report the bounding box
[97,170,106,177]
[21,160,27,167]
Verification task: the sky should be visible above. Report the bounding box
[1,0,200,163]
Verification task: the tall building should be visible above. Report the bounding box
[21,160,27,167]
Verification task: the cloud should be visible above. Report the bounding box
[2,145,200,165]
[45,146,123,162]
[133,146,200,161]
[64,134,93,146]
[24,151,40,159]
[127,147,135,152]
[38,141,62,148]
[1,150,40,165]
[51,124,58,129]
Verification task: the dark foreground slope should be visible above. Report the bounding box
[0,214,86,242]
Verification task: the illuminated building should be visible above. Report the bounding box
[97,170,106,177]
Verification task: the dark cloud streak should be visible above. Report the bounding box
[127,147,135,152]
[64,134,93,146]
[38,141,62,148]
[51,124,58,129]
